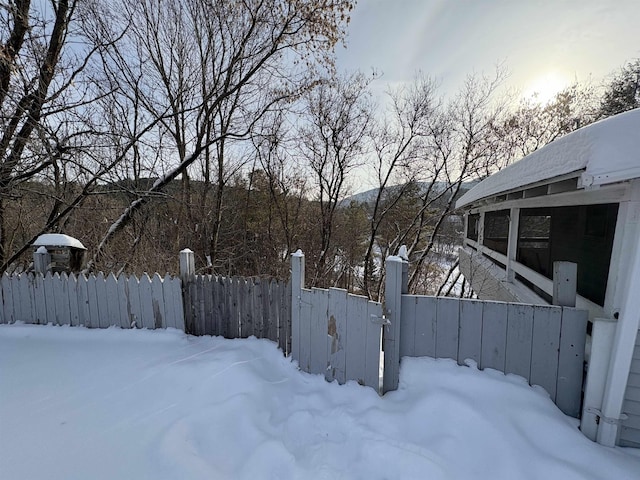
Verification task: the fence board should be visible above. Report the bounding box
[138,274,154,329]
[76,274,90,327]
[327,288,347,383]
[20,275,34,323]
[59,274,70,325]
[11,274,23,323]
[44,274,57,326]
[530,305,561,401]
[2,274,15,323]
[505,303,534,379]
[161,274,175,329]
[212,277,223,336]
[216,277,227,336]
[192,275,203,334]
[233,278,243,336]
[268,280,278,347]
[458,299,483,365]
[399,296,417,357]
[207,276,217,334]
[150,273,165,329]
[0,274,5,323]
[221,278,238,338]
[556,307,588,417]
[67,274,80,327]
[127,275,143,328]
[263,280,275,342]
[117,274,130,328]
[33,273,47,325]
[27,275,38,324]
[96,273,110,329]
[309,288,329,376]
[279,281,289,354]
[17,274,33,323]
[345,295,368,386]
[414,296,437,357]
[12,274,23,323]
[252,278,263,338]
[436,297,459,359]
[106,273,122,328]
[298,289,312,371]
[234,278,243,337]
[480,301,508,371]
[171,275,185,331]
[243,279,255,337]
[53,273,69,325]
[365,301,383,391]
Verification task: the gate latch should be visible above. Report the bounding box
[370,314,390,326]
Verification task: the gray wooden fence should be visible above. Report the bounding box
[0,271,184,330]
[383,256,588,417]
[178,249,291,352]
[184,274,291,354]
[291,252,383,390]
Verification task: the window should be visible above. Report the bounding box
[483,210,509,255]
[518,210,551,277]
[466,213,480,241]
[516,204,618,306]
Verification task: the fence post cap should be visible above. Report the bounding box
[180,248,194,254]
[35,246,48,254]
[386,255,404,264]
[292,249,304,258]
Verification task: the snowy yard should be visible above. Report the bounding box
[1,324,639,480]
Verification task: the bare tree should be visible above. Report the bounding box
[360,74,439,298]
[0,0,130,271]
[405,70,509,292]
[87,0,356,271]
[298,71,373,285]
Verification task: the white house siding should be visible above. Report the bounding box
[620,328,640,447]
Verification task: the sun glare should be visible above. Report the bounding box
[523,71,572,105]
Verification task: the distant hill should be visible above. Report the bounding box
[341,181,478,207]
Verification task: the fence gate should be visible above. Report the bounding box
[180,251,291,354]
[290,252,383,390]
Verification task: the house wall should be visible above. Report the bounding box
[620,329,640,447]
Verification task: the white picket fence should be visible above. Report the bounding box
[0,272,184,330]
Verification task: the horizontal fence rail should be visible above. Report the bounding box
[0,272,184,330]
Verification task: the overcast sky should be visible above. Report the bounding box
[335,0,640,102]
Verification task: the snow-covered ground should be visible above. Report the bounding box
[1,324,639,480]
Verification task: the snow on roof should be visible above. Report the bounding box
[33,234,86,250]
[456,108,640,209]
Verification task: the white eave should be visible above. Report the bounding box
[33,234,86,250]
[456,108,640,209]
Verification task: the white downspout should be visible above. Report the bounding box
[597,230,640,446]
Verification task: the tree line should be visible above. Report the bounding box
[1,1,638,299]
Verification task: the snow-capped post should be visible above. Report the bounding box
[33,246,51,275]
[180,249,196,334]
[290,250,305,362]
[383,247,408,393]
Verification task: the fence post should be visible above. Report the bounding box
[581,317,617,440]
[383,253,406,393]
[552,261,577,307]
[180,249,196,334]
[290,250,305,362]
[33,246,50,275]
